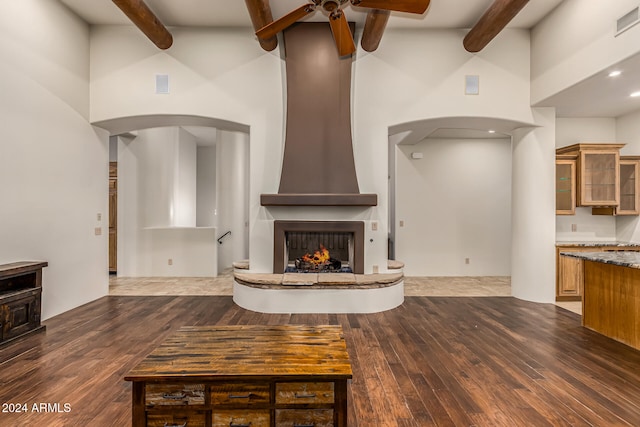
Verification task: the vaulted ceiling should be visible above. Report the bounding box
[59,0,640,118]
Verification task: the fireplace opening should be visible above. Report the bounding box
[286,231,354,273]
[274,221,364,274]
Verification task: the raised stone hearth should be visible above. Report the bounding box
[232,261,404,313]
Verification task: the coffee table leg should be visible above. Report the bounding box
[335,380,348,427]
[131,381,146,427]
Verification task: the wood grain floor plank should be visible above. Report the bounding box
[1,295,639,426]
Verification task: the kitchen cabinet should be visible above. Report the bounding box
[556,155,577,215]
[591,156,640,216]
[617,156,640,215]
[556,244,640,300]
[556,143,625,208]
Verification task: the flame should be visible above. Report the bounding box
[301,244,330,265]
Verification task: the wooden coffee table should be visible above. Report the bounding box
[125,325,352,427]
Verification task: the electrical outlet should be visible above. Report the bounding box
[372,265,379,274]
[371,221,378,231]
[94,227,102,236]
[97,213,102,221]
[465,258,470,264]
[399,220,405,227]
[571,224,577,232]
[168,259,173,266]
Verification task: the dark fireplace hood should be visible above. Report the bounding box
[260,23,377,207]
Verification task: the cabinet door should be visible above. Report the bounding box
[557,255,583,298]
[556,159,576,214]
[1,293,39,341]
[617,159,640,215]
[579,150,619,206]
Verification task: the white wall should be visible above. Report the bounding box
[118,127,217,277]
[555,118,618,241]
[531,0,640,105]
[175,128,197,227]
[197,146,217,227]
[0,1,108,319]
[89,24,555,299]
[395,138,512,276]
[91,26,283,274]
[216,130,249,271]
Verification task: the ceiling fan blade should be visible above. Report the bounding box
[256,4,316,40]
[351,0,430,14]
[329,10,356,56]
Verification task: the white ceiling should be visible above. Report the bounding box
[59,0,640,123]
[60,0,563,28]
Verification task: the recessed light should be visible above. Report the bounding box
[488,130,496,133]
[608,70,622,77]
[631,91,640,97]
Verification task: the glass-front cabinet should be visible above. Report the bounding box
[556,143,625,209]
[556,155,576,215]
[617,156,640,215]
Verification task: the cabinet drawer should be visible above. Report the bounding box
[210,383,270,406]
[147,412,206,427]
[276,382,334,404]
[212,410,270,427]
[145,384,205,406]
[275,409,334,427]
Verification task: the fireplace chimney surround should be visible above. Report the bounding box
[260,22,377,207]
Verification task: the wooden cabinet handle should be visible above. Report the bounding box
[163,423,186,427]
[293,424,315,427]
[229,423,251,427]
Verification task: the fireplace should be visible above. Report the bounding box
[274,221,364,274]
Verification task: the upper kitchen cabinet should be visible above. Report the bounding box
[556,155,577,215]
[556,143,625,208]
[617,156,640,215]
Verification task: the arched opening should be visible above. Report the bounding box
[95,114,250,279]
[388,115,555,303]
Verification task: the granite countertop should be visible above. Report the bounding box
[560,251,640,269]
[556,241,640,247]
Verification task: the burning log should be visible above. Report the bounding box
[295,245,342,272]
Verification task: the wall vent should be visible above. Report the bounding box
[616,7,639,36]
[155,74,169,94]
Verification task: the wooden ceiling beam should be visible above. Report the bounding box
[361,9,390,52]
[463,0,529,53]
[245,0,278,51]
[112,0,173,49]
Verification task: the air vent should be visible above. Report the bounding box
[155,74,169,94]
[616,7,639,36]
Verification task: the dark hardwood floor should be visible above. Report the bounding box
[1,296,639,426]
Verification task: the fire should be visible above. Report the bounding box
[301,244,330,265]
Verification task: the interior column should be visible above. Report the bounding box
[510,107,556,303]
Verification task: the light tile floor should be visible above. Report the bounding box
[109,272,581,315]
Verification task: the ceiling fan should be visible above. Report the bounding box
[255,0,431,56]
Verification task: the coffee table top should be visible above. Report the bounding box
[124,325,352,382]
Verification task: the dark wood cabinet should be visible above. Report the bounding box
[0,261,47,345]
